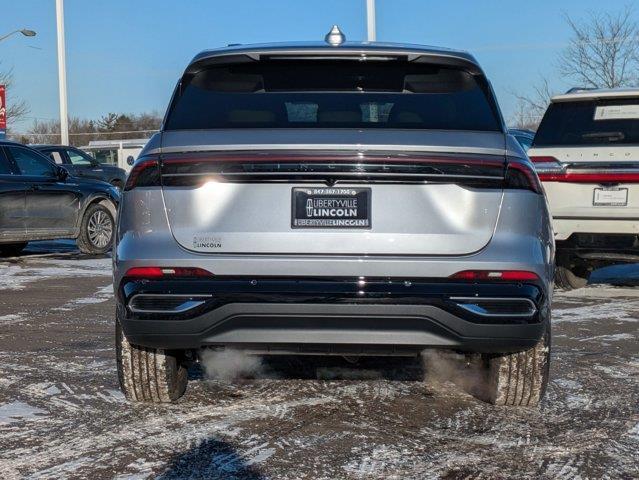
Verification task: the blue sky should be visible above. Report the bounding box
[1,0,637,132]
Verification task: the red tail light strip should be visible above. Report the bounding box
[125,151,542,193]
[539,171,639,183]
[529,155,639,183]
[160,152,505,167]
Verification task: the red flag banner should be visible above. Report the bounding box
[0,85,6,131]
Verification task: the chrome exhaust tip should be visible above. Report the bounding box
[128,294,211,314]
[450,297,537,318]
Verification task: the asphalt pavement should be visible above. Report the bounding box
[0,241,637,479]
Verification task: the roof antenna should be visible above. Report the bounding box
[324,25,345,46]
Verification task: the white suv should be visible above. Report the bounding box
[529,88,639,289]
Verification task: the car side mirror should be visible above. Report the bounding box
[56,166,70,180]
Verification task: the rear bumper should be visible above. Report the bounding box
[553,217,639,241]
[117,277,549,354]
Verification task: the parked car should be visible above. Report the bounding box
[528,88,639,289]
[33,145,127,189]
[80,139,148,173]
[509,129,535,152]
[114,31,554,406]
[0,141,119,256]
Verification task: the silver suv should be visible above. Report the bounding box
[114,34,554,406]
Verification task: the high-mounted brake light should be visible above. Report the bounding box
[451,270,540,281]
[124,157,160,190]
[124,267,213,278]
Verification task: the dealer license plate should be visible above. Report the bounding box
[291,187,371,228]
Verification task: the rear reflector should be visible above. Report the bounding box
[124,267,213,278]
[450,270,540,281]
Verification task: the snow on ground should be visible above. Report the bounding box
[0,256,111,291]
[0,242,637,479]
[0,401,48,425]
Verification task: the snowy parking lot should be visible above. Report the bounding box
[0,242,637,479]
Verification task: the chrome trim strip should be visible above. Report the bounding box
[449,297,537,318]
[128,294,212,314]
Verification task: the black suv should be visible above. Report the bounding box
[0,141,120,256]
[34,145,127,189]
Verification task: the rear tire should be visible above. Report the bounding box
[116,311,188,403]
[76,203,115,255]
[555,257,588,290]
[482,326,551,406]
[0,242,27,257]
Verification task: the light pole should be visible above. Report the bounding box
[0,29,37,43]
[366,0,376,41]
[56,0,69,145]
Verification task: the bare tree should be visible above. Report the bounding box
[0,63,30,125]
[509,78,556,130]
[509,7,639,129]
[510,100,541,131]
[559,7,639,88]
[22,112,161,146]
[24,119,60,144]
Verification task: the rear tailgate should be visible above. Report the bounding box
[159,131,507,256]
[155,53,514,256]
[531,97,639,219]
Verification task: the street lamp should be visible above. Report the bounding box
[366,0,376,41]
[0,29,37,43]
[56,0,69,145]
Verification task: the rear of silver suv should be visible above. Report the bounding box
[114,41,554,406]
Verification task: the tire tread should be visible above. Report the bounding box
[486,327,550,407]
[115,310,188,403]
[77,203,115,255]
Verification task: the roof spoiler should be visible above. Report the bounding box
[184,50,485,77]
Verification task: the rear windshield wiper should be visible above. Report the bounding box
[582,131,625,142]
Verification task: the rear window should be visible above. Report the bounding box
[164,60,501,132]
[534,99,639,146]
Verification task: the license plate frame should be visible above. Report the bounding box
[593,187,628,206]
[291,187,372,229]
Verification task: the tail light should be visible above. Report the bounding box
[528,155,565,181]
[124,156,160,190]
[124,267,213,279]
[158,151,507,187]
[558,171,639,183]
[504,160,543,193]
[450,270,540,281]
[529,156,639,183]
